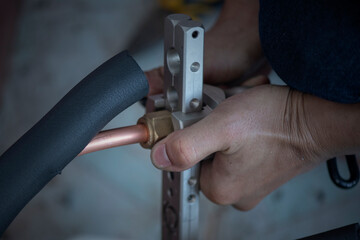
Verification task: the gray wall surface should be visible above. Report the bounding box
[0,1,359,239]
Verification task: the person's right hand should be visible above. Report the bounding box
[150,83,360,210]
[149,84,321,210]
[146,0,263,96]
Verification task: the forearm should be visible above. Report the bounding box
[206,0,260,49]
[210,0,260,31]
[204,0,262,83]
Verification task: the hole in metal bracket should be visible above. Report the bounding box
[167,188,174,197]
[188,194,196,203]
[164,204,178,231]
[188,177,197,186]
[168,171,175,181]
[192,31,199,39]
[190,62,200,72]
[166,87,178,110]
[166,48,181,75]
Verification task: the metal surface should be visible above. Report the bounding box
[162,14,224,240]
[78,124,148,156]
[138,110,174,149]
[80,82,227,156]
[164,14,204,114]
[162,14,205,240]
[146,84,224,113]
[162,86,225,240]
[140,14,225,240]
[146,94,166,113]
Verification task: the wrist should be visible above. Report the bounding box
[303,93,360,160]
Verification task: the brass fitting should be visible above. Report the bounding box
[137,110,174,149]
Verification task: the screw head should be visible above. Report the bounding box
[187,194,196,203]
[190,98,200,109]
[188,177,197,186]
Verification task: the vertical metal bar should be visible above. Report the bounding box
[162,14,204,240]
[164,14,204,114]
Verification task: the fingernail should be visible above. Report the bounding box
[152,144,172,169]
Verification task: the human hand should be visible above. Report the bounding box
[150,83,360,210]
[203,0,263,84]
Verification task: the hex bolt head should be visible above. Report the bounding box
[137,110,174,149]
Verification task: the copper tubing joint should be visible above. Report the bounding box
[79,124,149,156]
[78,110,174,156]
[137,110,173,149]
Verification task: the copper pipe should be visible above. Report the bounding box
[78,124,149,156]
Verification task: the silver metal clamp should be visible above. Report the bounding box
[160,14,225,240]
[145,14,225,240]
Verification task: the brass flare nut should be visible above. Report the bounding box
[137,110,174,149]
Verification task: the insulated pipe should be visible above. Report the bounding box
[78,124,149,156]
[0,51,149,235]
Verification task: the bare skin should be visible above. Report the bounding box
[151,84,360,210]
[146,0,360,210]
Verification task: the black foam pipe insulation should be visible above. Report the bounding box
[0,51,149,234]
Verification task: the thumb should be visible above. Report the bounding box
[150,113,229,171]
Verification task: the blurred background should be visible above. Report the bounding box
[0,0,359,239]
